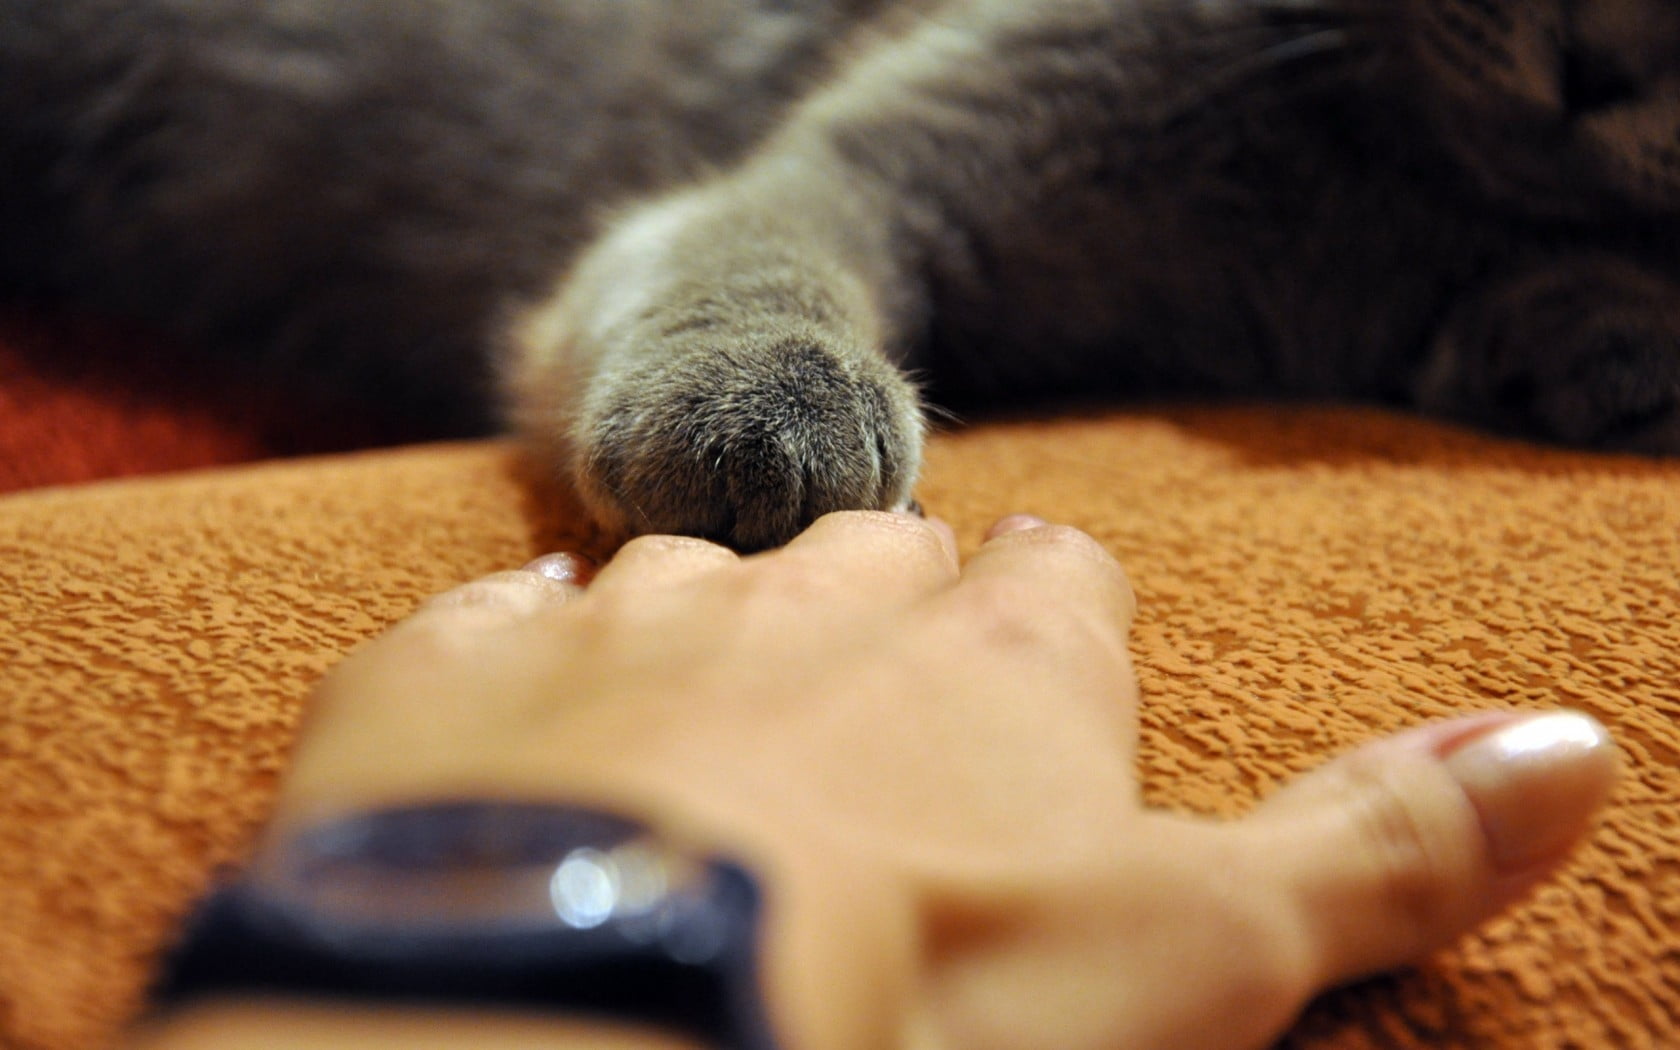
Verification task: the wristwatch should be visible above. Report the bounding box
[150,801,781,1050]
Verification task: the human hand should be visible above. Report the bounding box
[166,512,1619,1050]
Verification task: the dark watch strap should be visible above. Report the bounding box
[150,802,781,1050]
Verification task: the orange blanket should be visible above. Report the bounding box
[1,402,1676,1047]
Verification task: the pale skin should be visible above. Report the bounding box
[132,511,1618,1050]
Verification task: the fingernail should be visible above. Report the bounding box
[985,514,1048,540]
[1441,712,1617,873]
[521,552,596,584]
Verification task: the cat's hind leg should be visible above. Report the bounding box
[1414,258,1680,453]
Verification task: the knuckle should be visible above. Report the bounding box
[799,510,955,573]
[415,572,575,618]
[997,524,1136,617]
[1128,835,1317,1030]
[957,573,1072,652]
[772,559,837,599]
[1200,886,1316,1022]
[617,533,735,562]
[1008,521,1106,557]
[824,508,946,548]
[730,557,844,614]
[1333,753,1465,950]
[957,578,1131,667]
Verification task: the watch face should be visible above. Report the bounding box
[251,802,711,937]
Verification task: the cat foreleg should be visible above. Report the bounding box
[506,0,1111,549]
[505,153,925,551]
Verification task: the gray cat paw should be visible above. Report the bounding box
[573,335,923,551]
[1507,326,1680,451]
[1418,263,1680,452]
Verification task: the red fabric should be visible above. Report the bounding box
[0,306,413,492]
[0,308,270,492]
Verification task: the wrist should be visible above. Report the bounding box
[147,793,923,1050]
[742,822,923,1050]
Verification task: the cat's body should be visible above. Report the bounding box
[1,0,870,434]
[5,0,1679,547]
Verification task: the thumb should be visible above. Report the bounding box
[1238,710,1617,988]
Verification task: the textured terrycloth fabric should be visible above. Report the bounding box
[1,409,1677,1050]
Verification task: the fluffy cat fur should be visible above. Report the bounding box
[3,0,1678,549]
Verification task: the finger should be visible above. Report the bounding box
[282,564,600,819]
[764,510,960,603]
[415,565,587,621]
[959,519,1137,631]
[346,564,589,703]
[588,533,741,595]
[927,520,1138,754]
[1234,710,1617,989]
[984,513,1048,541]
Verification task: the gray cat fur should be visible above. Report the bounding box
[3,0,1678,548]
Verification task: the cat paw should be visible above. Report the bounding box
[571,334,924,551]
[1505,325,1680,451]
[1417,262,1680,452]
